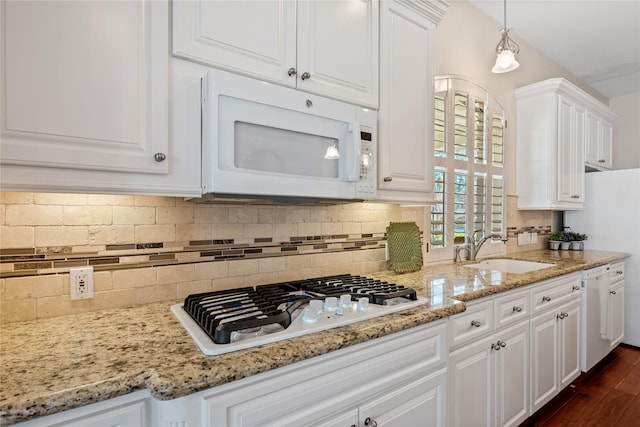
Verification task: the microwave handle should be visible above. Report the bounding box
[347,122,361,182]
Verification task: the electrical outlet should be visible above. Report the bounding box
[70,267,94,300]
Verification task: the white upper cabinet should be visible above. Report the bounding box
[172,0,379,108]
[0,0,201,196]
[585,111,614,171]
[515,78,614,210]
[376,0,447,204]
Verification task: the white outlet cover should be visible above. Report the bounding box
[70,266,94,300]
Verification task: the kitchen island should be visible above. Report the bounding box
[0,249,629,425]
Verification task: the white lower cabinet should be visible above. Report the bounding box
[157,321,448,427]
[448,320,529,427]
[12,390,151,427]
[530,298,581,413]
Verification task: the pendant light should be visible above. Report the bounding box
[491,0,520,73]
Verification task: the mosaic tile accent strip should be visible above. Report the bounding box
[0,233,388,278]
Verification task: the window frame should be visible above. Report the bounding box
[427,76,506,263]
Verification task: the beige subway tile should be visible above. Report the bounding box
[176,223,212,241]
[244,224,273,239]
[212,224,244,240]
[0,226,35,248]
[36,289,137,319]
[259,256,285,273]
[63,206,112,226]
[87,194,134,206]
[6,205,62,226]
[0,192,34,205]
[286,208,310,223]
[229,207,258,224]
[321,222,343,236]
[136,284,177,304]
[113,206,156,225]
[0,203,5,225]
[333,207,354,222]
[195,206,228,224]
[361,221,389,234]
[34,193,88,206]
[244,272,279,286]
[273,223,297,239]
[135,225,175,243]
[284,254,313,270]
[351,248,386,262]
[0,278,5,300]
[177,280,213,299]
[135,195,176,207]
[88,225,135,245]
[309,208,332,223]
[113,267,157,289]
[212,276,245,291]
[157,264,195,285]
[228,258,259,276]
[298,222,322,236]
[4,275,64,300]
[258,207,287,224]
[341,222,362,235]
[195,260,229,280]
[94,271,114,292]
[35,226,88,247]
[309,251,352,269]
[0,299,36,323]
[157,206,194,224]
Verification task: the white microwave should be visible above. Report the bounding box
[198,69,377,204]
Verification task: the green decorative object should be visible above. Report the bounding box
[386,222,423,273]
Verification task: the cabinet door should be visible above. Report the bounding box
[377,1,438,202]
[172,0,297,87]
[360,368,448,427]
[1,0,168,175]
[448,335,494,427]
[557,98,584,205]
[530,309,559,413]
[585,111,600,167]
[297,0,379,108]
[558,299,581,390]
[609,280,625,349]
[599,119,613,169]
[495,322,530,427]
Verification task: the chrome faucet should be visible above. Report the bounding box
[453,230,509,262]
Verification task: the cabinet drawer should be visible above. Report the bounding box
[494,288,530,329]
[531,273,581,314]
[448,299,494,349]
[610,261,625,283]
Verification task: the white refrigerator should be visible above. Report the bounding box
[566,168,640,346]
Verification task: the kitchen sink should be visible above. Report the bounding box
[464,259,556,274]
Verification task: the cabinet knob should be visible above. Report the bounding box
[287,67,297,76]
[542,296,551,302]
[610,290,617,295]
[498,340,506,348]
[598,159,606,163]
[512,306,522,313]
[364,417,378,427]
[154,153,166,162]
[557,312,568,320]
[470,320,481,328]
[306,99,313,108]
[491,342,501,350]
[301,72,311,80]
[383,176,392,182]
[617,270,623,275]
[572,285,581,291]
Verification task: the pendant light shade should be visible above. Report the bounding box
[491,0,520,74]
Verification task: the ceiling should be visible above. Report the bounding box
[465,0,640,99]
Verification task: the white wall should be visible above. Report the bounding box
[610,93,640,170]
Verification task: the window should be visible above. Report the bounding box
[428,77,506,262]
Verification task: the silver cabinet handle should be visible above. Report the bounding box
[154,153,166,162]
[365,417,378,427]
[512,306,522,313]
[287,67,297,76]
[498,340,506,348]
[491,343,501,350]
[491,341,506,350]
[542,296,551,302]
[572,285,580,291]
[301,72,311,80]
[557,312,569,320]
[383,176,393,182]
[610,290,617,295]
[305,99,313,108]
[617,270,624,275]
[598,159,606,163]
[470,320,481,328]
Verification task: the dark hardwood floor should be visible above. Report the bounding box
[521,344,640,426]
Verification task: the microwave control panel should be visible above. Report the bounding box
[356,129,376,199]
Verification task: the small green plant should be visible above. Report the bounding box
[548,231,564,241]
[575,233,588,241]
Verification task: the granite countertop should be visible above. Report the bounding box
[0,249,629,425]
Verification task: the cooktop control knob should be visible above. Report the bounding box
[324,297,338,312]
[301,307,319,323]
[357,297,369,312]
[339,294,352,309]
[309,299,322,313]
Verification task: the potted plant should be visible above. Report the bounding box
[560,231,573,250]
[571,233,588,250]
[548,231,563,250]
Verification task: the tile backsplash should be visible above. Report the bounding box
[0,192,551,323]
[0,192,424,323]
